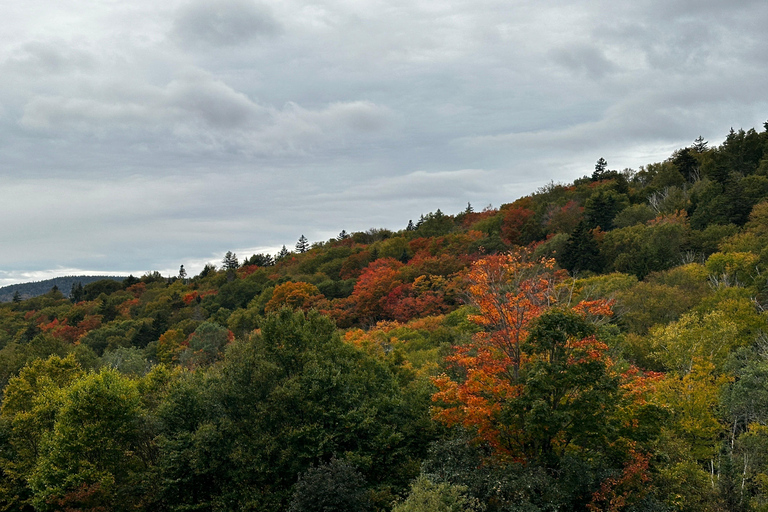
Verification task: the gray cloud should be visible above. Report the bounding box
[1,0,767,284]
[173,0,281,47]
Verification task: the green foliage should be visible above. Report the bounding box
[156,310,430,511]
[289,459,370,512]
[601,216,689,279]
[392,476,479,512]
[0,121,767,512]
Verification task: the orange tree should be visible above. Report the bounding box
[432,250,665,507]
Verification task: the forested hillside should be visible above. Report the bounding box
[0,276,123,303]
[2,123,768,511]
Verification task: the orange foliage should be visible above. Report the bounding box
[588,445,652,511]
[432,249,616,457]
[126,282,146,298]
[265,281,326,312]
[349,258,404,323]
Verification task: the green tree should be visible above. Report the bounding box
[289,459,370,512]
[392,476,479,512]
[157,310,429,511]
[559,221,603,273]
[222,251,239,282]
[0,355,84,509]
[28,369,153,511]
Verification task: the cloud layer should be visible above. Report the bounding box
[1,0,767,284]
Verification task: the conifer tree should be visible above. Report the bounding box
[69,283,84,303]
[296,235,309,253]
[693,135,708,153]
[223,252,239,282]
[592,157,608,181]
[276,245,290,261]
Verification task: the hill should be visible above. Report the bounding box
[0,275,125,302]
[0,121,768,510]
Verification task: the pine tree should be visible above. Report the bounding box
[464,202,474,214]
[592,157,608,181]
[693,135,708,153]
[69,282,84,303]
[296,235,309,253]
[276,245,290,261]
[223,252,239,282]
[338,230,350,240]
[12,290,21,303]
[406,220,415,231]
[178,265,187,280]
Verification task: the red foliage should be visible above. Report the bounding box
[349,258,404,323]
[183,290,218,305]
[126,282,146,298]
[237,264,261,278]
[588,445,652,511]
[500,207,536,246]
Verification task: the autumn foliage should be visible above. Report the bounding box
[432,249,622,461]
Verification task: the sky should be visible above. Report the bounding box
[1,0,767,285]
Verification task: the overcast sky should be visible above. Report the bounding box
[1,0,767,285]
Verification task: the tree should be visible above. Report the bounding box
[559,221,603,274]
[276,245,290,261]
[289,459,370,512]
[246,253,274,266]
[264,281,326,312]
[693,135,708,153]
[392,476,479,512]
[178,265,187,280]
[69,282,84,303]
[198,263,216,279]
[337,230,350,240]
[12,290,22,303]
[28,369,152,511]
[222,252,239,282]
[296,235,309,253]
[592,157,608,181]
[407,220,416,231]
[157,310,425,511]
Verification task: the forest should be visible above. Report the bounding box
[2,123,768,511]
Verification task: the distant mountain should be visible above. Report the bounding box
[0,275,125,302]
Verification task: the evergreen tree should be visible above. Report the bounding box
[406,220,415,231]
[592,157,608,181]
[337,230,350,240]
[12,290,21,303]
[178,265,187,280]
[276,245,290,261]
[246,253,274,266]
[69,282,84,303]
[296,235,309,253]
[198,263,216,279]
[222,252,239,271]
[223,252,239,282]
[559,221,603,273]
[693,135,708,153]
